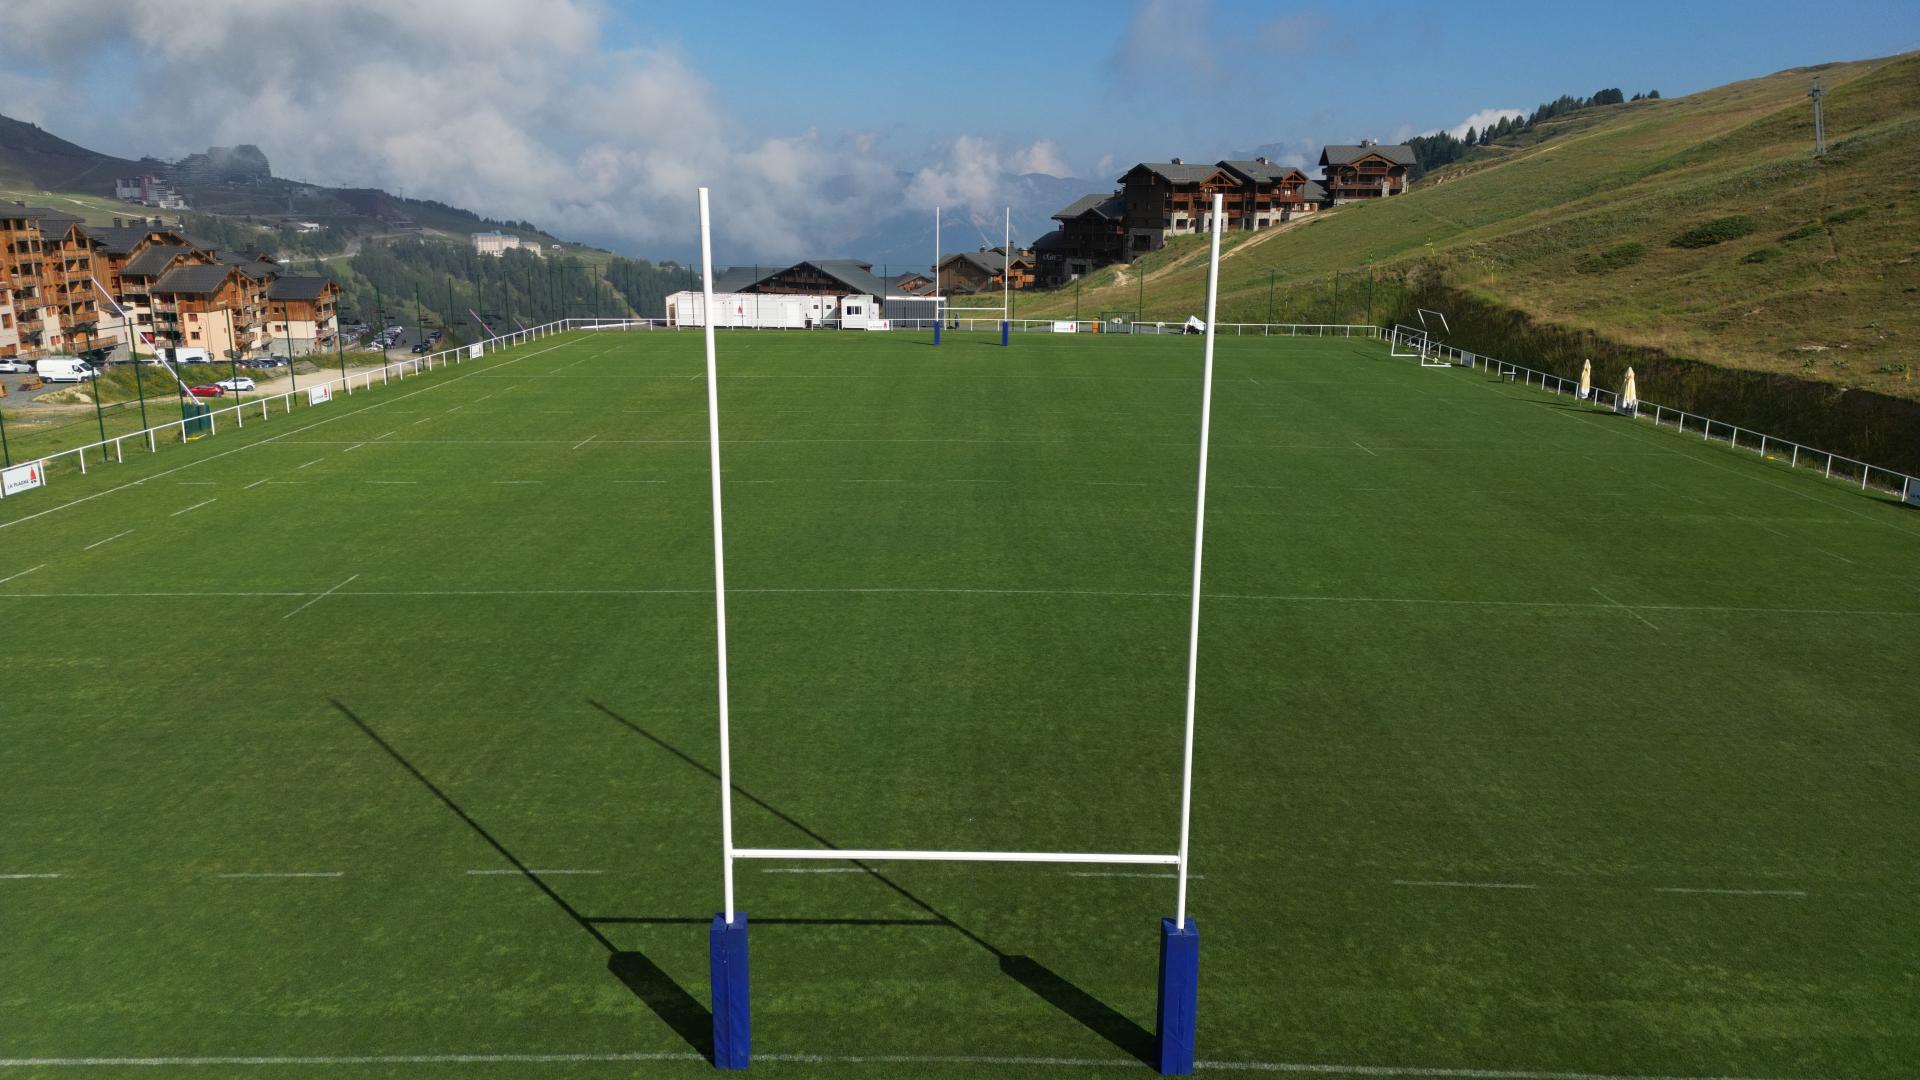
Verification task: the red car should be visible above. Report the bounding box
[187,385,225,398]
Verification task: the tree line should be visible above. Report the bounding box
[1406,87,1662,175]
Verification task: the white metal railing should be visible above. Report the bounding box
[1426,337,1920,505]
[0,318,586,497]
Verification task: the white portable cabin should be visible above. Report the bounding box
[667,291,852,329]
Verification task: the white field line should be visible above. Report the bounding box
[1813,547,1855,566]
[1392,880,1539,891]
[82,530,134,551]
[243,477,273,490]
[216,872,345,879]
[169,498,216,517]
[366,480,418,485]
[1590,587,1659,631]
[0,338,568,534]
[0,873,63,880]
[494,480,542,485]
[282,573,360,620]
[0,564,46,586]
[340,443,367,453]
[1066,871,1206,880]
[0,1052,1824,1079]
[296,457,327,469]
[613,480,666,484]
[465,869,605,876]
[174,481,216,485]
[759,867,874,874]
[373,430,399,440]
[1352,440,1379,457]
[2,585,1918,620]
[1652,887,1807,898]
[572,433,599,450]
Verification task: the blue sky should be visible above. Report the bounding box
[607,0,1920,180]
[4,0,1914,260]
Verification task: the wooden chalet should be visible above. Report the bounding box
[149,262,270,356]
[1040,193,1127,284]
[1318,143,1415,201]
[936,247,1036,294]
[267,275,343,354]
[1117,160,1240,254]
[1216,159,1325,228]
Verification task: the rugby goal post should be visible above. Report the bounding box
[1390,323,1450,368]
[695,187,1214,1074]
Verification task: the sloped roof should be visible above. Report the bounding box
[1053,193,1126,221]
[1217,159,1309,184]
[1319,144,1416,166]
[1302,180,1328,202]
[79,225,156,255]
[268,276,334,301]
[2,204,83,227]
[711,259,887,297]
[151,263,239,297]
[220,251,280,279]
[1030,229,1069,254]
[122,244,198,277]
[1121,162,1227,185]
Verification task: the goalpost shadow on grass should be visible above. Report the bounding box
[584,699,1158,1068]
[330,698,715,1061]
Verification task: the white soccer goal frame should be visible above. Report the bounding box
[696,188,1220,927]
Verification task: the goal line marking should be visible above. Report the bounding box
[0,1051,1823,1079]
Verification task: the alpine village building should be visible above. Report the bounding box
[1033,141,1410,287]
[0,202,340,361]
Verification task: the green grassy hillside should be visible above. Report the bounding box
[1014,52,1920,400]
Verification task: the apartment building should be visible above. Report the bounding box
[0,204,102,357]
[266,276,342,355]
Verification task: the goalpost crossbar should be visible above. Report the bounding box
[734,848,1181,865]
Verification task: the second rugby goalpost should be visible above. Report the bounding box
[695,188,1223,1074]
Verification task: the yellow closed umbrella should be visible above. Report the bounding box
[1579,358,1592,400]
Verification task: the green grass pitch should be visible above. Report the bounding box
[3,328,1916,1079]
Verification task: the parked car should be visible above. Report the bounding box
[215,376,256,392]
[411,343,430,354]
[187,384,225,398]
[0,359,31,374]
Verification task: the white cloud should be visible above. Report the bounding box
[1444,108,1525,141]
[1107,0,1216,90]
[1009,139,1072,178]
[0,0,1046,261]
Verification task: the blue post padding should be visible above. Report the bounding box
[710,913,750,1069]
[1156,917,1199,1075]
[933,320,942,346]
[1000,320,1010,346]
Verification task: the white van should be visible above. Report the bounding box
[35,357,93,383]
[163,347,212,365]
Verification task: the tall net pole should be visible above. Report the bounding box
[1174,193,1224,926]
[698,187,738,922]
[1003,207,1011,319]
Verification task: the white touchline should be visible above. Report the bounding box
[1392,880,1540,890]
[282,573,360,620]
[169,498,217,517]
[0,873,63,880]
[82,531,134,551]
[1652,887,1808,897]
[572,433,599,450]
[0,564,46,586]
[0,1052,1822,1079]
[465,869,605,876]
[1590,587,1659,631]
[216,872,345,879]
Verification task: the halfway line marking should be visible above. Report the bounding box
[0,564,47,586]
[1652,887,1807,898]
[1591,587,1659,631]
[282,573,361,620]
[216,872,345,879]
[1392,880,1539,891]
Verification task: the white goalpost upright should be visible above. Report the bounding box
[697,188,1218,1076]
[931,206,1015,345]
